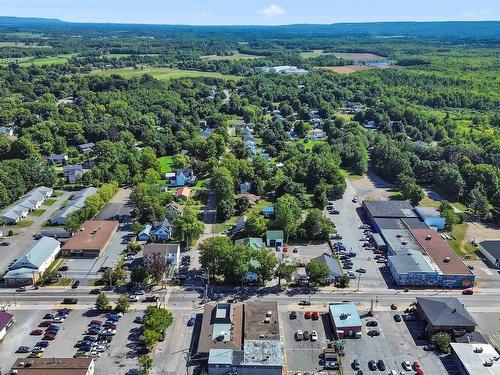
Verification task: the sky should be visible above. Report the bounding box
[1,0,499,25]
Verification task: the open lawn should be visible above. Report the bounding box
[340,168,364,181]
[31,209,46,217]
[14,220,34,228]
[201,52,261,61]
[300,49,333,59]
[43,198,57,206]
[0,54,75,67]
[447,223,478,260]
[91,66,242,81]
[317,65,400,74]
[158,156,174,174]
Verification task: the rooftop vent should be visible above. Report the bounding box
[426,235,432,240]
[474,347,484,353]
[396,233,402,238]
[266,310,272,317]
[444,257,451,263]
[263,317,270,324]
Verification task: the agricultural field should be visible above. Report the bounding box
[91,66,242,81]
[200,51,261,61]
[0,54,74,66]
[332,52,387,61]
[299,49,333,58]
[317,64,400,74]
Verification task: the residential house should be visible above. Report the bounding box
[235,215,247,232]
[172,169,196,186]
[166,201,184,217]
[47,153,68,165]
[310,253,343,283]
[175,186,191,201]
[415,140,429,149]
[236,193,260,207]
[63,164,83,183]
[78,142,95,153]
[239,181,251,194]
[262,206,274,217]
[137,224,152,241]
[50,187,97,225]
[309,128,325,140]
[266,230,284,247]
[149,218,173,241]
[1,205,29,224]
[4,237,61,286]
[0,311,14,341]
[1,186,53,224]
[200,128,213,138]
[143,243,180,267]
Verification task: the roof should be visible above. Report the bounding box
[50,187,97,223]
[244,301,280,341]
[143,243,180,257]
[243,340,283,367]
[415,206,443,219]
[166,201,183,213]
[479,240,500,259]
[208,348,235,365]
[411,228,472,275]
[388,251,435,274]
[373,217,429,230]
[266,230,283,240]
[234,237,263,251]
[62,221,118,251]
[312,253,343,278]
[198,303,244,354]
[363,200,417,218]
[10,358,93,375]
[152,218,172,231]
[416,297,477,327]
[329,303,363,328]
[175,186,191,198]
[380,227,422,254]
[450,343,500,375]
[10,237,60,271]
[0,311,14,329]
[262,206,274,213]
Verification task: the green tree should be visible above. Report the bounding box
[245,214,268,236]
[301,209,332,241]
[141,328,161,349]
[438,201,461,229]
[338,275,351,288]
[431,331,452,354]
[251,248,277,285]
[211,167,236,221]
[143,306,174,334]
[172,206,204,246]
[116,294,131,312]
[307,259,330,285]
[64,211,82,233]
[399,176,425,205]
[131,265,149,286]
[275,262,298,286]
[139,354,153,374]
[275,194,301,243]
[468,185,490,221]
[95,293,111,311]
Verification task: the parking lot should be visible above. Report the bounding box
[0,308,143,375]
[280,305,334,374]
[342,311,447,374]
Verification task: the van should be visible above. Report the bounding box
[62,298,78,304]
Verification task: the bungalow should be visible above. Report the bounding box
[78,142,95,153]
[266,230,284,247]
[240,182,251,194]
[63,164,83,183]
[150,218,173,241]
[166,201,184,217]
[236,193,260,206]
[262,206,274,217]
[1,205,29,224]
[310,253,343,283]
[47,154,68,165]
[138,224,152,241]
[143,243,180,267]
[172,169,196,186]
[175,186,191,201]
[1,186,53,223]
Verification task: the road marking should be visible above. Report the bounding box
[482,267,493,275]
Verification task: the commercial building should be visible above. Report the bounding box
[414,206,446,230]
[265,230,283,247]
[387,251,438,286]
[416,297,477,335]
[329,303,363,339]
[62,220,118,257]
[50,187,97,225]
[478,240,500,268]
[450,343,499,375]
[362,200,416,227]
[310,253,343,283]
[201,302,283,375]
[4,237,61,286]
[9,358,94,375]
[143,243,180,266]
[0,311,14,340]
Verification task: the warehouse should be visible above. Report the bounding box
[62,220,118,257]
[387,251,439,286]
[414,206,446,230]
[362,200,416,228]
[450,343,499,375]
[478,240,500,268]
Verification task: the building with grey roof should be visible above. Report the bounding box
[4,237,60,285]
[1,186,53,224]
[310,253,343,283]
[388,251,438,286]
[362,200,416,223]
[378,227,422,255]
[416,297,477,335]
[50,187,97,225]
[450,343,500,375]
[478,240,500,268]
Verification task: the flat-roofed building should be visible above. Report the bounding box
[415,206,446,230]
[62,220,118,257]
[450,343,499,375]
[329,303,362,339]
[9,357,94,375]
[362,200,416,227]
[388,251,439,286]
[478,240,500,268]
[0,311,14,340]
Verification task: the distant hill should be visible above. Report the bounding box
[0,16,499,40]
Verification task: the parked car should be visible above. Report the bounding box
[394,314,402,322]
[413,361,421,370]
[296,330,303,340]
[36,341,49,348]
[352,359,360,370]
[304,311,311,319]
[28,352,43,358]
[30,329,44,335]
[133,316,144,324]
[462,288,473,295]
[356,268,366,273]
[368,360,377,370]
[39,321,52,327]
[423,344,436,351]
[59,265,69,271]
[289,311,297,319]
[16,346,30,353]
[89,288,101,294]
[402,361,412,371]
[367,330,380,337]
[303,330,310,340]
[346,271,356,279]
[298,300,311,306]
[43,313,55,320]
[377,360,386,371]
[310,330,318,341]
[128,295,139,302]
[71,280,80,289]
[311,311,319,320]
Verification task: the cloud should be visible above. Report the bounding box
[261,4,286,17]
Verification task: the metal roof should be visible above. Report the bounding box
[388,251,435,274]
[380,227,422,254]
[450,343,500,375]
[415,206,442,219]
[416,297,477,327]
[363,200,416,218]
[329,303,363,329]
[479,240,500,259]
[312,253,343,278]
[208,348,234,365]
[10,237,60,270]
[266,230,283,240]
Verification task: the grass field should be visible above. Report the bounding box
[447,223,478,260]
[31,209,46,217]
[14,220,34,228]
[340,168,364,181]
[300,49,333,59]
[158,156,174,174]
[0,54,75,67]
[201,52,261,61]
[92,66,242,81]
[332,52,386,61]
[43,198,57,206]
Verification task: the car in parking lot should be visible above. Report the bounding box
[39,320,52,327]
[352,359,360,370]
[43,333,56,340]
[30,329,44,335]
[377,360,386,371]
[31,346,45,353]
[16,346,30,353]
[304,311,311,319]
[413,360,421,370]
[59,265,69,271]
[402,361,412,371]
[311,330,318,341]
[368,360,377,370]
[423,344,436,351]
[394,314,402,322]
[43,313,55,319]
[303,330,310,340]
[133,316,144,324]
[367,330,380,337]
[295,330,303,340]
[344,264,353,269]
[356,267,366,273]
[187,316,196,326]
[128,295,139,302]
[36,341,49,348]
[346,271,356,279]
[311,311,319,320]
[28,352,43,358]
[289,311,297,319]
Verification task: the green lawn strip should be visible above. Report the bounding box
[446,223,478,260]
[158,156,174,174]
[31,209,46,217]
[43,198,57,206]
[51,278,72,287]
[91,67,242,81]
[339,168,364,181]
[15,220,34,228]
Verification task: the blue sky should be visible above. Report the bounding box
[2,0,499,25]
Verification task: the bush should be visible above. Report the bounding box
[431,331,452,354]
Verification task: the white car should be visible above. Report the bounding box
[310,330,318,341]
[402,361,412,371]
[135,290,145,295]
[296,330,303,340]
[128,295,139,302]
[96,345,107,352]
[346,271,356,279]
[125,255,134,261]
[52,316,65,323]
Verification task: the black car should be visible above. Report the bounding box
[89,288,101,294]
[0,241,10,246]
[58,265,69,271]
[368,360,377,371]
[84,335,98,342]
[62,298,78,304]
[352,359,360,370]
[303,330,310,340]
[36,341,49,348]
[298,300,311,306]
[394,314,402,322]
[367,330,380,337]
[377,360,385,371]
[289,311,297,319]
[43,313,55,320]
[16,346,30,353]
[134,316,144,324]
[71,280,80,289]
[366,320,379,327]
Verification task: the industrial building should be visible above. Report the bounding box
[199,301,284,375]
[414,206,446,230]
[329,303,362,339]
[362,200,416,226]
[62,220,118,257]
[450,343,499,375]
[9,358,95,375]
[478,240,500,268]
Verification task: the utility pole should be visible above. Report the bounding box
[356,274,361,291]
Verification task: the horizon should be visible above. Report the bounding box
[1,0,499,26]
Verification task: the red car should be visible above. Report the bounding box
[462,288,473,295]
[43,333,56,340]
[38,321,52,327]
[30,329,44,335]
[90,320,103,325]
[311,311,319,320]
[304,311,311,319]
[103,323,116,329]
[413,361,421,370]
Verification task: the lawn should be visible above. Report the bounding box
[14,220,34,228]
[43,198,57,206]
[91,67,243,81]
[300,49,333,59]
[332,52,386,61]
[201,52,261,61]
[340,168,364,181]
[447,223,478,260]
[51,278,73,287]
[31,209,46,217]
[158,156,175,174]
[0,54,75,67]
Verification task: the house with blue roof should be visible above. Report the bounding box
[4,237,61,286]
[262,206,274,217]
